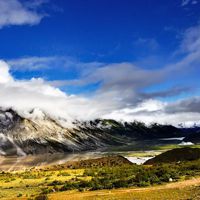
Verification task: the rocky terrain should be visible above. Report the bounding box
[0,108,185,156]
[0,108,120,156]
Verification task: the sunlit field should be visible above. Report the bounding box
[1,153,200,200]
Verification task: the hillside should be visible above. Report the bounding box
[144,147,200,165]
[39,155,132,171]
[2,154,200,199]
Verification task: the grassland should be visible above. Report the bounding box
[111,144,200,159]
[1,175,200,200]
[106,140,200,154]
[0,168,86,199]
[2,146,200,200]
[1,152,200,200]
[151,144,200,151]
[49,185,200,200]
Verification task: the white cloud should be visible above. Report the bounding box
[7,56,104,73]
[1,23,200,127]
[0,0,47,28]
[8,56,58,71]
[0,60,114,127]
[180,24,200,53]
[104,108,200,127]
[0,60,13,83]
[0,58,200,127]
[134,38,159,50]
[181,0,199,6]
[182,0,191,6]
[192,0,198,4]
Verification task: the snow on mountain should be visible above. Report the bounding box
[0,107,187,157]
[0,108,122,156]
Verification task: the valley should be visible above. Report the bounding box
[1,147,200,199]
[1,0,200,199]
[1,109,200,199]
[0,108,187,156]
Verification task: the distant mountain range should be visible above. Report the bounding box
[0,108,198,156]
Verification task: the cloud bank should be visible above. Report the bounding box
[0,22,200,127]
[1,57,200,128]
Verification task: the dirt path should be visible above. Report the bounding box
[49,177,200,200]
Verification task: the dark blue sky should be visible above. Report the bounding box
[0,0,199,62]
[0,0,200,100]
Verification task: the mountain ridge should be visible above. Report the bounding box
[0,108,185,156]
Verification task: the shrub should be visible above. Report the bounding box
[35,194,48,200]
[17,193,22,197]
[57,172,70,176]
[41,188,54,194]
[48,180,63,186]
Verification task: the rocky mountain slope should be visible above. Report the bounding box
[0,108,183,156]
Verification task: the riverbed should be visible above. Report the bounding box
[0,137,191,171]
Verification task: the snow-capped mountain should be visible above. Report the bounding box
[0,108,183,156]
[0,108,123,156]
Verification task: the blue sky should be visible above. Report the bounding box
[0,0,200,126]
[0,0,199,62]
[0,0,199,85]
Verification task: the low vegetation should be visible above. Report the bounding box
[49,186,200,200]
[145,147,200,164]
[1,148,200,199]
